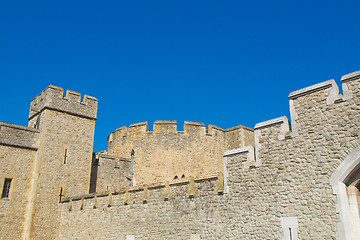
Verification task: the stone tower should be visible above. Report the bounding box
[24,85,98,239]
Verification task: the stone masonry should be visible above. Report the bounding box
[1,70,360,239]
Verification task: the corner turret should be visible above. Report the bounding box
[28,85,98,128]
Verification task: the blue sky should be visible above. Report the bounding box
[1,1,359,151]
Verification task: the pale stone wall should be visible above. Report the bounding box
[0,85,98,240]
[107,121,254,186]
[92,153,131,193]
[30,110,96,239]
[2,70,360,239]
[58,70,360,239]
[0,122,39,240]
[0,145,36,240]
[0,122,40,149]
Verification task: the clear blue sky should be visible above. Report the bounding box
[1,1,359,151]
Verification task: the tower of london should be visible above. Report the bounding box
[1,70,360,239]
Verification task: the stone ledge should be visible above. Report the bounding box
[129,121,148,128]
[288,79,335,99]
[341,70,360,83]
[62,174,218,203]
[225,124,253,132]
[153,120,177,124]
[184,121,205,127]
[254,116,288,130]
[0,121,40,133]
[223,146,252,157]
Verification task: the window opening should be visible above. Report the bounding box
[2,178,12,199]
[59,187,64,203]
[289,228,292,240]
[63,149,68,164]
[34,114,41,129]
[173,175,178,180]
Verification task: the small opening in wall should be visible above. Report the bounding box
[1,178,12,199]
[173,175,178,180]
[181,174,185,179]
[34,114,40,129]
[63,149,68,164]
[59,187,64,203]
[289,228,292,240]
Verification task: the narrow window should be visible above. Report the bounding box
[34,114,40,129]
[59,187,64,203]
[289,228,292,240]
[63,149,68,164]
[2,178,12,199]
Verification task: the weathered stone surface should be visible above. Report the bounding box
[107,121,254,186]
[1,69,360,239]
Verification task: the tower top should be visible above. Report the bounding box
[28,85,98,120]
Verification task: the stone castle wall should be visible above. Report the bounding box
[28,86,98,240]
[58,70,360,239]
[0,85,99,240]
[0,145,37,240]
[106,120,254,186]
[90,152,131,193]
[0,122,39,239]
[1,70,360,239]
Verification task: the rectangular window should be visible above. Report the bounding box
[2,178,12,199]
[63,149,68,164]
[59,187,64,203]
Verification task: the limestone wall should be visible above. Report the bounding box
[107,121,254,186]
[30,109,96,239]
[0,145,37,240]
[0,121,40,150]
[59,70,360,239]
[91,152,131,193]
[25,86,98,239]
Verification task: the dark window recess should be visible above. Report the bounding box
[63,149,68,164]
[59,187,64,203]
[89,152,98,193]
[2,178,12,199]
[34,114,41,129]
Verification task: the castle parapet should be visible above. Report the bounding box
[106,120,254,186]
[183,121,207,136]
[28,85,98,120]
[0,121,40,150]
[341,70,360,100]
[153,120,177,134]
[62,174,219,204]
[128,121,149,136]
[254,116,290,166]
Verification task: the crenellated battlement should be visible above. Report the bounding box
[28,85,98,121]
[62,174,220,207]
[153,120,177,134]
[241,69,360,171]
[109,120,253,140]
[2,69,359,240]
[106,120,254,186]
